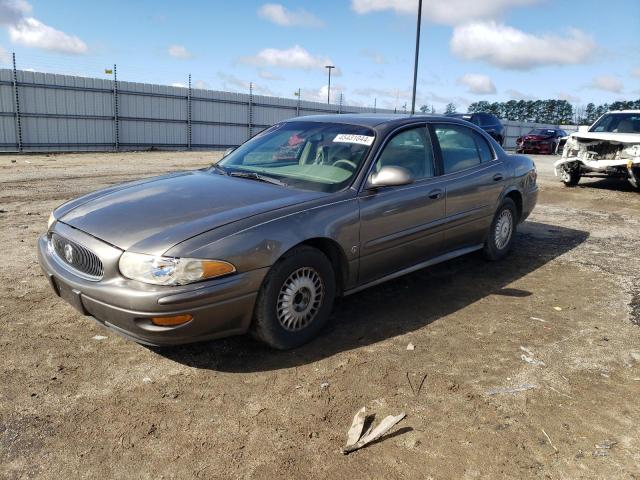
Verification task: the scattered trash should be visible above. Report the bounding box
[629,352,640,363]
[405,372,427,396]
[486,384,536,395]
[406,342,415,351]
[320,382,330,390]
[142,377,153,384]
[592,449,609,457]
[553,307,562,311]
[530,316,546,322]
[520,346,534,356]
[595,440,617,449]
[342,407,406,454]
[92,335,107,341]
[24,160,31,164]
[521,354,546,366]
[542,429,558,453]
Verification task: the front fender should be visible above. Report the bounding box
[164,192,360,283]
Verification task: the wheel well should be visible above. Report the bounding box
[505,190,523,220]
[299,238,349,295]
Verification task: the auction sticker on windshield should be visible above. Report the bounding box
[333,134,375,146]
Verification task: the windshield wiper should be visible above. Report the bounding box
[228,171,287,187]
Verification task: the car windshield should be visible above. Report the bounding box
[529,129,556,136]
[590,113,640,134]
[216,121,375,193]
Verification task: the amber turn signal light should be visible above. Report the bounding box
[150,314,193,326]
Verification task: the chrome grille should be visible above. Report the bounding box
[50,233,104,280]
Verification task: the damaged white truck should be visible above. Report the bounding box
[554,111,640,190]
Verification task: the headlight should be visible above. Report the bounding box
[119,252,236,286]
[47,212,56,230]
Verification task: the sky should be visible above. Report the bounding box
[0,0,639,112]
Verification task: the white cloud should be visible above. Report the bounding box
[0,45,10,63]
[351,0,538,25]
[167,45,192,59]
[361,49,386,64]
[587,75,623,93]
[303,84,346,104]
[556,92,581,103]
[8,17,87,54]
[1,0,87,54]
[217,72,275,96]
[450,21,595,70]
[456,73,496,94]
[258,70,283,80]
[505,89,536,101]
[258,3,323,27]
[240,45,336,72]
[171,82,186,88]
[631,66,640,78]
[0,0,31,25]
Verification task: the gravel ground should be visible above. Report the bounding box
[1,151,639,479]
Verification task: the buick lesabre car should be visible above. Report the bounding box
[555,110,640,189]
[39,115,538,349]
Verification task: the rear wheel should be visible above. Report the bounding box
[559,165,581,186]
[483,198,518,261]
[251,246,336,349]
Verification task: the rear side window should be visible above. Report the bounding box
[434,125,493,174]
[473,131,494,162]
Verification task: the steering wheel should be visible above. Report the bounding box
[332,159,358,171]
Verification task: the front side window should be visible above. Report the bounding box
[434,125,488,174]
[218,121,375,192]
[374,126,435,180]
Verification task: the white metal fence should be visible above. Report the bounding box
[0,67,577,153]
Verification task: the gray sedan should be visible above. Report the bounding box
[38,114,538,349]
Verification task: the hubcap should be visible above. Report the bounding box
[494,209,513,250]
[560,168,571,182]
[277,267,324,331]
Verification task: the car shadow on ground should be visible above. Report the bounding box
[577,176,636,192]
[154,221,588,372]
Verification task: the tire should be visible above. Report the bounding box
[251,246,336,350]
[559,165,581,186]
[483,198,518,261]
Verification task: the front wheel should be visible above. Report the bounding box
[559,165,581,186]
[251,246,336,349]
[483,198,518,261]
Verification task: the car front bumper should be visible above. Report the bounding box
[37,225,268,346]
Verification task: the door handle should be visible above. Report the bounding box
[428,189,443,199]
[493,173,504,181]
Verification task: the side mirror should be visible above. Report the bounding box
[222,147,235,158]
[368,166,414,188]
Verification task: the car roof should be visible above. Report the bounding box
[284,113,471,129]
[602,110,640,114]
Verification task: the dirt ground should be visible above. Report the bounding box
[1,150,639,479]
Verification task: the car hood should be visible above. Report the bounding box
[522,134,551,141]
[57,170,324,254]
[570,131,640,144]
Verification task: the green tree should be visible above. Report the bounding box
[445,103,456,114]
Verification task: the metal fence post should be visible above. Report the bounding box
[187,74,192,150]
[11,53,23,152]
[295,88,301,117]
[113,64,119,151]
[338,93,343,114]
[248,82,253,139]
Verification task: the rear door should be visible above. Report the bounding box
[430,123,505,251]
[357,124,446,284]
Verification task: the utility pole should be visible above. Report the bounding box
[411,0,423,115]
[325,65,335,104]
[295,88,301,116]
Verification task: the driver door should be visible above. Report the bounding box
[357,124,446,284]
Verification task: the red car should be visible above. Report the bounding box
[515,128,568,155]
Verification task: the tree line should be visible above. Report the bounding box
[446,99,640,125]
